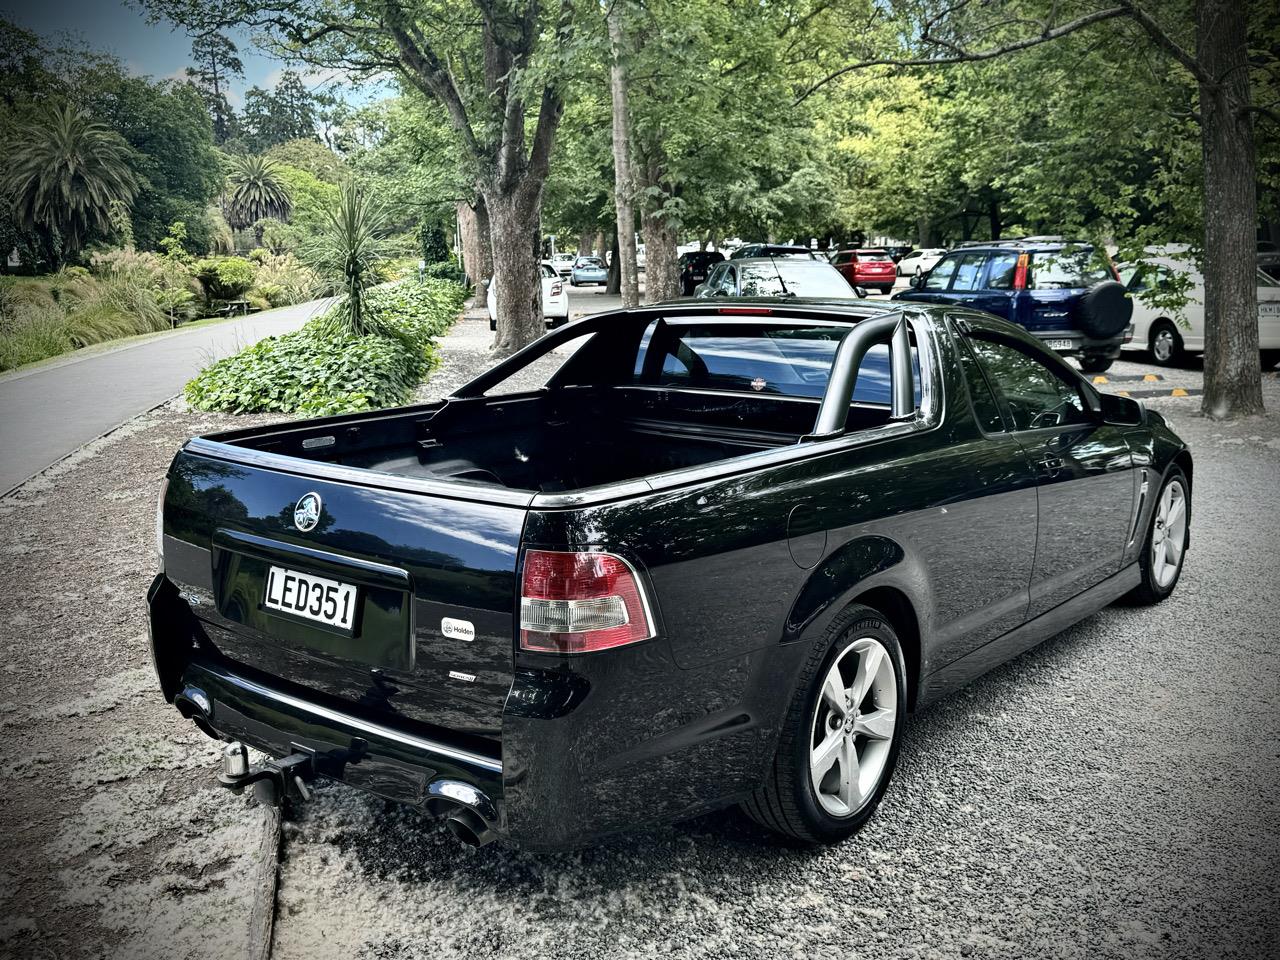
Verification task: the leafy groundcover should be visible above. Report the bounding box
[184,279,466,416]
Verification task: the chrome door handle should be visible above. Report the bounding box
[1038,455,1064,474]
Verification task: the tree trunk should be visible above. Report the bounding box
[607,2,640,307]
[456,198,494,300]
[641,208,680,303]
[1197,0,1262,418]
[485,186,544,355]
[917,216,932,247]
[988,199,1002,241]
[606,232,622,294]
[578,229,593,255]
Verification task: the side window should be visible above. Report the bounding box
[720,267,737,294]
[967,337,1090,430]
[949,253,989,293]
[985,252,1020,290]
[923,255,959,291]
[955,335,1006,432]
[705,264,725,291]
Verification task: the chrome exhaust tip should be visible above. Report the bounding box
[444,808,493,847]
[174,686,217,739]
[426,779,498,847]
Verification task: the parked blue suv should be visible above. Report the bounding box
[894,239,1133,372]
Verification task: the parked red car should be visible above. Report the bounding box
[830,248,898,294]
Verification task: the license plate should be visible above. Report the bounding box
[1044,339,1076,351]
[263,565,359,631]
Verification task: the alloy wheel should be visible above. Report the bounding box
[1151,478,1187,588]
[1152,328,1176,363]
[809,637,898,817]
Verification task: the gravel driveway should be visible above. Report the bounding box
[1,312,1276,959]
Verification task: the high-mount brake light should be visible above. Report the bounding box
[1013,252,1030,290]
[519,550,654,654]
[716,306,773,315]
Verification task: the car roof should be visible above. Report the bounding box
[949,237,1095,253]
[730,257,839,268]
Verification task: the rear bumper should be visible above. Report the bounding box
[149,572,797,849]
[1029,328,1128,358]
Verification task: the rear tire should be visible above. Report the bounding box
[742,605,906,844]
[1079,356,1114,374]
[1127,467,1189,604]
[1149,320,1184,366]
[1261,349,1280,370]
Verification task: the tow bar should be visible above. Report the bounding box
[218,742,315,808]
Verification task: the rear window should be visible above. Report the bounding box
[738,264,853,298]
[856,251,893,262]
[577,257,604,267]
[1028,249,1112,289]
[632,321,920,405]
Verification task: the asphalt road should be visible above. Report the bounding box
[0,299,328,493]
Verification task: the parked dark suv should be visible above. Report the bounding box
[894,240,1132,372]
[678,250,726,296]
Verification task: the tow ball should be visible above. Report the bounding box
[218,742,315,808]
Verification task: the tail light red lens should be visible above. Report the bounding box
[1013,252,1030,290]
[519,550,654,653]
[550,282,563,296]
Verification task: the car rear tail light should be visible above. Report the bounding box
[717,306,773,315]
[1013,252,1030,290]
[551,282,563,296]
[520,550,654,653]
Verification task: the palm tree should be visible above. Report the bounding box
[2,103,141,264]
[224,154,292,245]
[305,181,387,337]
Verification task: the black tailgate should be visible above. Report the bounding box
[161,449,528,738]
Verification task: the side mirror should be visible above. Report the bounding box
[482,278,492,289]
[1098,390,1143,426]
[909,274,925,289]
[854,285,869,299]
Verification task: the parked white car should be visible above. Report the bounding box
[896,248,947,277]
[1122,256,1280,368]
[487,264,570,331]
[548,253,576,278]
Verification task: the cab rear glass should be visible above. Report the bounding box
[631,321,920,405]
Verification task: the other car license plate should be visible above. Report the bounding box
[263,565,358,631]
[1044,339,1076,351]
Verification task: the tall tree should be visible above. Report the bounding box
[186,31,243,144]
[797,0,1273,419]
[143,0,579,355]
[224,153,293,243]
[2,103,142,263]
[606,0,639,306]
[241,70,321,152]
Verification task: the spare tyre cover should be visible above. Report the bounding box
[1074,280,1133,338]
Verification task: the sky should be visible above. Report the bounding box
[1,0,348,105]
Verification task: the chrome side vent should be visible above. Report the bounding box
[1128,468,1150,546]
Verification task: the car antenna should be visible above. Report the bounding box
[767,252,795,297]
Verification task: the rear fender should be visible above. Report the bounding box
[783,535,927,645]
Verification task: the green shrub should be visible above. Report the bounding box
[424,258,466,286]
[196,256,258,301]
[251,253,321,306]
[64,303,165,347]
[184,278,463,415]
[0,306,71,370]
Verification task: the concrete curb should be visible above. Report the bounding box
[252,806,283,960]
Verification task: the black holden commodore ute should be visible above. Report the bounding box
[149,300,1192,849]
